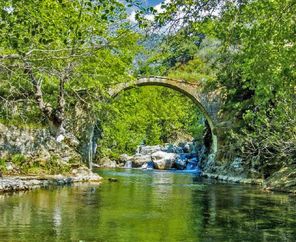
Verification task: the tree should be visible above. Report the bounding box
[142,0,295,174]
[0,0,140,138]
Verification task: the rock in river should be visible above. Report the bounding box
[141,161,155,169]
[131,154,152,168]
[151,151,177,170]
[186,157,199,170]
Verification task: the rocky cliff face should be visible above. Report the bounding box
[0,123,81,174]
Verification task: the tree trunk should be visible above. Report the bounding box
[25,64,66,139]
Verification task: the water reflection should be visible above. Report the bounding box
[0,169,295,241]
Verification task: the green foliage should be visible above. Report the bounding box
[11,154,26,166]
[99,86,205,158]
[140,0,295,177]
[5,153,71,175]
[0,157,6,172]
[0,0,140,126]
[167,57,216,86]
[214,0,296,171]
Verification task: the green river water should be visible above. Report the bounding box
[0,168,296,241]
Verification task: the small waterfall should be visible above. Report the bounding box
[124,160,133,168]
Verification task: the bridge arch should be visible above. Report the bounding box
[108,76,218,156]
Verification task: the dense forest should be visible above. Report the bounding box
[0,0,295,179]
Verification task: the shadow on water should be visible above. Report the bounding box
[0,168,296,241]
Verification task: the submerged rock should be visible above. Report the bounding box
[108,178,118,182]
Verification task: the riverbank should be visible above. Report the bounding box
[202,172,264,185]
[202,168,296,194]
[0,172,102,193]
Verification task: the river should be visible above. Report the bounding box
[0,168,296,241]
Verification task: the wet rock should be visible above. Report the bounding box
[183,143,191,153]
[131,154,152,168]
[121,143,201,171]
[141,161,154,169]
[0,172,102,193]
[151,151,177,170]
[175,157,187,170]
[98,157,117,168]
[177,142,197,153]
[119,154,132,163]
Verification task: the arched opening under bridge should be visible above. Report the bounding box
[107,77,218,157]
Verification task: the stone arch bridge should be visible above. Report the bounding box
[107,76,221,156]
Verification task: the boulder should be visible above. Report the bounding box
[119,154,132,163]
[151,151,177,170]
[175,159,186,170]
[178,142,197,154]
[137,145,161,155]
[131,154,152,168]
[175,155,187,170]
[163,144,183,154]
[98,157,117,168]
[73,167,95,177]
